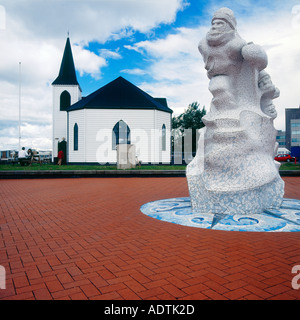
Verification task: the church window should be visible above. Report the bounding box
[60,90,71,111]
[112,120,131,150]
[74,123,78,151]
[162,124,166,151]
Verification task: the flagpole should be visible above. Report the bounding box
[18,62,21,151]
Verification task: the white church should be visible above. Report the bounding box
[52,37,173,165]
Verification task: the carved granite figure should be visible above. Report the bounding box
[259,70,279,119]
[186,7,284,215]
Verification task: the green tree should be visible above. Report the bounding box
[172,102,206,155]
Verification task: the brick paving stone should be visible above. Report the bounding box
[224,279,249,291]
[0,176,300,300]
[138,287,166,300]
[182,282,210,295]
[51,287,82,299]
[90,291,121,300]
[45,279,64,293]
[70,292,88,300]
[202,289,228,300]
[265,284,291,295]
[80,283,101,298]
[16,282,46,295]
[33,287,53,300]
[124,279,146,293]
[5,292,35,300]
[117,287,141,300]
[13,275,30,289]
[244,285,273,299]
[67,266,83,277]
[162,283,186,298]
[181,292,209,300]
[223,287,251,300]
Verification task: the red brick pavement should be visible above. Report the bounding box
[0,176,300,300]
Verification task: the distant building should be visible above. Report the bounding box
[276,130,286,148]
[52,37,173,164]
[0,150,17,163]
[38,150,52,162]
[285,107,300,151]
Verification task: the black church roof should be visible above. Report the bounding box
[67,76,173,113]
[52,37,80,86]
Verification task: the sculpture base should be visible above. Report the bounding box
[140,197,300,232]
[187,174,284,215]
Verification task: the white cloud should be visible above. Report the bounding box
[0,5,5,30]
[125,26,211,114]
[1,0,187,43]
[0,122,52,151]
[99,48,122,60]
[125,26,202,59]
[73,44,107,79]
[121,68,147,75]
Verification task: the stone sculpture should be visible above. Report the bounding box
[117,144,136,169]
[186,7,284,215]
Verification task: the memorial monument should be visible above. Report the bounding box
[186,7,284,215]
[141,8,300,232]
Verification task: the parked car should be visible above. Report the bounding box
[274,154,295,162]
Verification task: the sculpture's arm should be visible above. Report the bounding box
[241,42,268,71]
[198,39,208,61]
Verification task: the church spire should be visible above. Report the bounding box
[52,37,79,86]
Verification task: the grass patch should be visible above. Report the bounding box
[279,162,300,171]
[0,162,299,171]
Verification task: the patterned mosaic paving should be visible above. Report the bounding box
[140,198,300,232]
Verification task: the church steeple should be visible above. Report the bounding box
[52,36,81,164]
[52,37,79,86]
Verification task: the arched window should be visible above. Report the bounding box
[60,90,71,111]
[74,123,78,151]
[162,124,166,151]
[112,120,131,150]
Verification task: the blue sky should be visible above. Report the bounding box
[0,0,299,150]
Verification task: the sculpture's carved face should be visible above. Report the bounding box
[263,102,277,119]
[211,19,228,33]
[258,75,273,91]
[206,19,235,46]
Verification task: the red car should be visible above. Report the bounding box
[274,154,295,162]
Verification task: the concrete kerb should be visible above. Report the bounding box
[0,170,299,179]
[278,170,300,176]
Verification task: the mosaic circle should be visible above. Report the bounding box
[140,197,300,232]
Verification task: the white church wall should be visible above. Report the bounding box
[155,110,172,164]
[67,108,171,164]
[86,109,155,163]
[68,109,85,163]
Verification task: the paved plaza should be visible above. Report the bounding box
[0,176,300,300]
